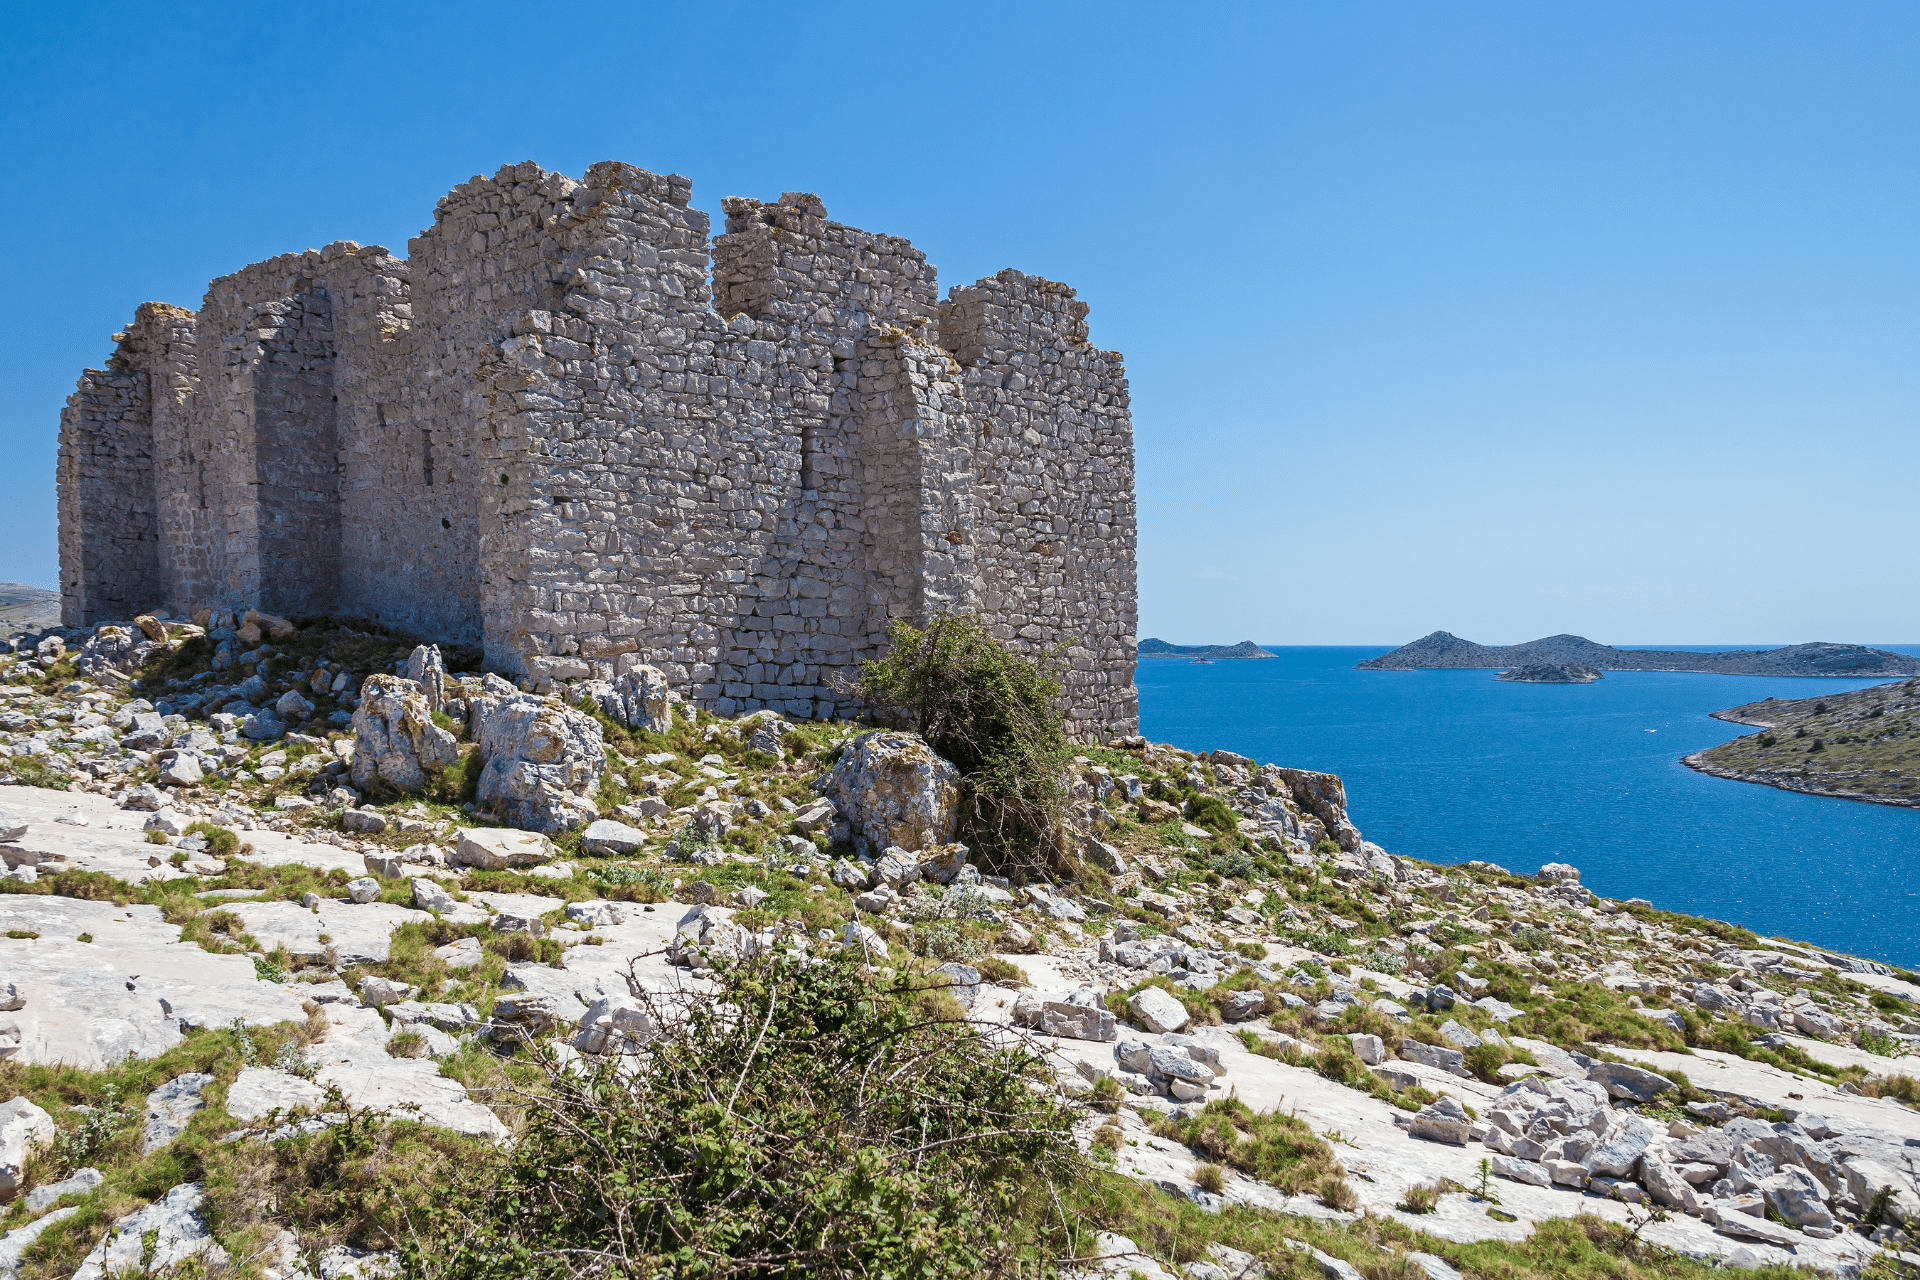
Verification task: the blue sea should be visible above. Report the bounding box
[1137,646,1920,968]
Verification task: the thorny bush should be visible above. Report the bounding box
[406,949,1085,1278]
[855,614,1074,879]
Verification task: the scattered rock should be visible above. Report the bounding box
[819,730,960,856]
[225,1068,327,1122]
[350,675,460,794]
[70,1182,228,1280]
[23,1167,102,1214]
[1128,986,1191,1035]
[470,692,605,833]
[580,819,647,856]
[1587,1060,1676,1102]
[1408,1096,1472,1144]
[453,827,554,871]
[140,1073,214,1153]
[0,1098,53,1197]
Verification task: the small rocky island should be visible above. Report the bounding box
[1495,663,1602,683]
[1686,678,1920,808]
[1139,639,1274,659]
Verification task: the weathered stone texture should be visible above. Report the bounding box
[56,160,1139,739]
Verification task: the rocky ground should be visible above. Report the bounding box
[0,612,1916,1277]
[1687,679,1920,809]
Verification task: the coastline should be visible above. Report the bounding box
[1682,750,1920,811]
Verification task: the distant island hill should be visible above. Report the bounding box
[1138,639,1274,660]
[1357,632,1920,678]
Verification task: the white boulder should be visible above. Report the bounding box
[1128,985,1191,1035]
[453,828,554,871]
[819,730,960,856]
[470,693,605,833]
[0,1097,53,1198]
[350,675,460,794]
[576,665,673,732]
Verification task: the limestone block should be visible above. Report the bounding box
[580,819,647,856]
[577,665,672,732]
[404,645,450,715]
[470,694,604,833]
[0,1097,53,1197]
[574,994,659,1054]
[140,1072,213,1153]
[820,730,959,856]
[1408,1096,1472,1144]
[24,1167,103,1214]
[1587,1060,1676,1102]
[351,676,459,795]
[915,842,969,885]
[1399,1040,1470,1077]
[453,828,554,871]
[1490,1154,1552,1187]
[1128,986,1190,1034]
[225,1068,326,1121]
[70,1182,227,1280]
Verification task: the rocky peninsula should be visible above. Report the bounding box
[0,612,1915,1276]
[1685,679,1920,809]
[1361,632,1920,678]
[1496,663,1603,684]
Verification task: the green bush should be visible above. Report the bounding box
[184,823,241,857]
[856,615,1073,878]
[408,952,1081,1277]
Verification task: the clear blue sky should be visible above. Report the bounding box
[4,2,1914,645]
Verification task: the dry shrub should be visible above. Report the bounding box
[406,951,1084,1278]
[1398,1180,1445,1214]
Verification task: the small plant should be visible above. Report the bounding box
[1473,1157,1502,1204]
[387,1030,428,1059]
[976,956,1029,985]
[1399,1179,1445,1214]
[75,933,92,943]
[1087,1075,1125,1114]
[55,1084,133,1165]
[4,929,37,940]
[1208,848,1256,879]
[1319,1174,1359,1211]
[147,830,169,846]
[1192,1162,1227,1194]
[254,954,290,984]
[183,822,241,857]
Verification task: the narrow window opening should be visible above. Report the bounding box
[421,429,433,487]
[196,460,207,510]
[800,421,820,491]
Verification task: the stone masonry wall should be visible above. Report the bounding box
[325,241,480,643]
[174,253,341,618]
[55,159,1140,740]
[54,305,181,626]
[943,270,1138,736]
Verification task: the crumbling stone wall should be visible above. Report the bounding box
[55,159,1140,739]
[54,304,181,626]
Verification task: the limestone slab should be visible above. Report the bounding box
[0,897,310,1068]
[226,899,431,966]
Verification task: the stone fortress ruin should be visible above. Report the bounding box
[55,160,1139,739]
